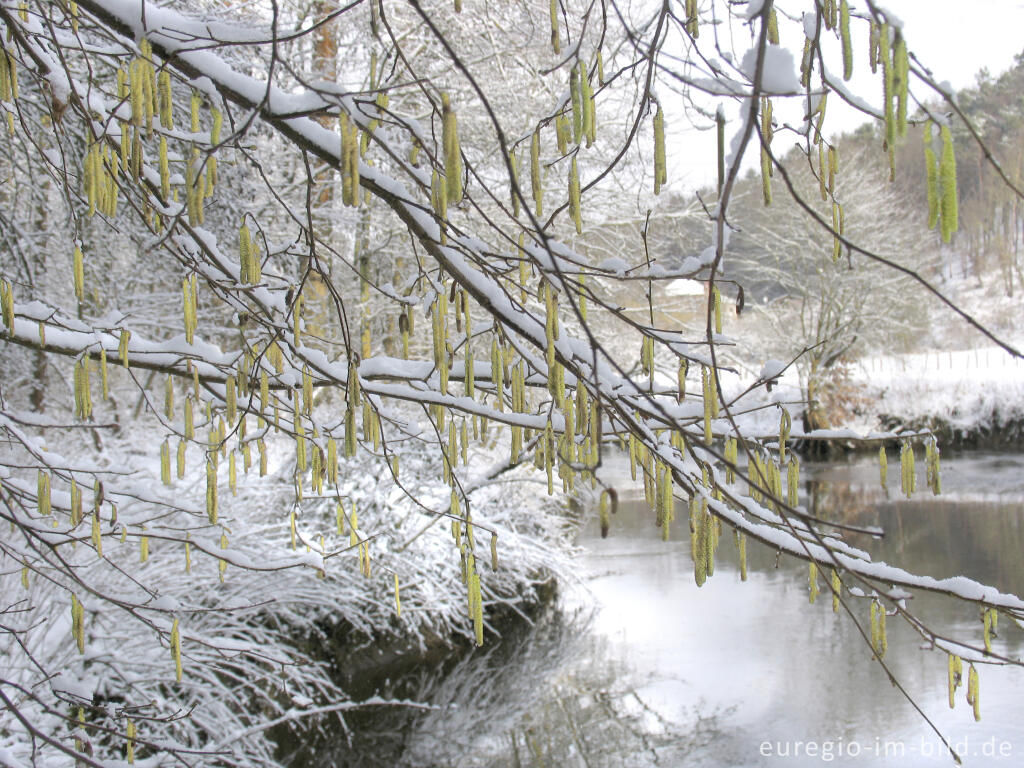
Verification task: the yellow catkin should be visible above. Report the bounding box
[160,440,171,485]
[685,0,698,37]
[653,105,666,195]
[238,223,252,283]
[880,602,888,655]
[870,600,880,656]
[839,0,852,80]
[568,157,582,233]
[164,375,174,420]
[879,444,888,488]
[219,532,228,581]
[893,33,908,137]
[724,437,736,483]
[70,593,84,652]
[948,654,962,709]
[158,135,170,200]
[879,22,894,149]
[982,607,993,654]
[176,439,187,479]
[1,279,13,332]
[900,441,915,498]
[69,479,82,526]
[760,98,773,205]
[206,456,218,524]
[123,717,137,764]
[555,114,569,155]
[186,147,203,225]
[778,407,791,463]
[119,329,131,367]
[91,508,103,557]
[83,357,93,418]
[394,574,401,617]
[158,69,173,129]
[293,294,304,347]
[967,663,981,721]
[530,128,543,216]
[0,49,11,103]
[183,396,196,439]
[766,8,779,43]
[191,90,201,133]
[302,366,313,415]
[225,375,237,424]
[582,65,596,147]
[141,39,156,134]
[871,600,887,658]
[939,124,958,243]
[570,64,583,144]
[326,437,338,485]
[549,0,560,53]
[170,617,182,681]
[701,501,713,583]
[701,366,714,444]
[182,279,193,343]
[258,369,270,415]
[831,569,841,612]
[828,146,838,197]
[72,245,85,300]
[442,94,462,204]
[472,571,483,646]
[361,540,372,577]
[926,437,942,495]
[677,357,689,403]
[340,113,360,207]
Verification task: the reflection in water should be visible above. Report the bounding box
[304,453,1024,767]
[302,603,734,767]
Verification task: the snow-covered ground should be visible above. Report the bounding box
[708,342,1024,445]
[854,346,1024,440]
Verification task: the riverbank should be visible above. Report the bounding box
[722,345,1024,455]
[860,347,1024,448]
[280,452,1024,767]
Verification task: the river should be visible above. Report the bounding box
[306,452,1024,767]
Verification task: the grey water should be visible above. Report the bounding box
[313,452,1024,767]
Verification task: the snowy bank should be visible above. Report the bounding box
[857,347,1024,446]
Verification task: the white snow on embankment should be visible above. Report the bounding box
[856,346,1024,437]
[709,345,1024,443]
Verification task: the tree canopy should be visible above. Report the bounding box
[1,1,1022,765]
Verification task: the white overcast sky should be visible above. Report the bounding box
[668,0,1024,191]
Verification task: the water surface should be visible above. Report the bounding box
[313,452,1024,767]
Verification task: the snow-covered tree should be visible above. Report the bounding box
[1,1,1022,764]
[732,143,933,433]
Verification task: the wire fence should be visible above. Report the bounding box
[860,347,1024,375]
